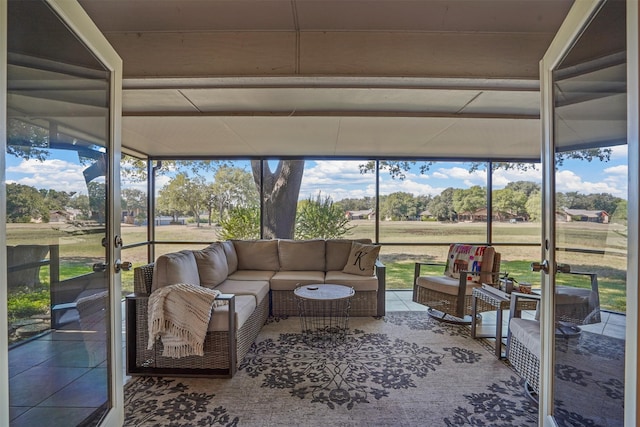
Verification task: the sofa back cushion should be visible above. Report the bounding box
[278,239,326,271]
[233,239,280,271]
[221,240,238,274]
[342,241,381,276]
[193,243,229,288]
[325,238,372,271]
[152,250,200,292]
[444,244,495,284]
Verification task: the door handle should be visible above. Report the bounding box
[531,260,571,274]
[114,259,133,273]
[92,262,108,272]
[531,260,549,274]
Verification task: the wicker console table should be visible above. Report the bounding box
[471,287,538,358]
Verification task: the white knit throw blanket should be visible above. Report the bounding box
[147,283,223,358]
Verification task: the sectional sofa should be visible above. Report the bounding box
[126,238,386,377]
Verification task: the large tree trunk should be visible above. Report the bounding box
[251,160,305,239]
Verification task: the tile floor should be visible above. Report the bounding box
[8,290,626,426]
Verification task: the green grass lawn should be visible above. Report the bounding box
[7,220,629,320]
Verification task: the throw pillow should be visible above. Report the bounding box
[444,244,487,283]
[342,241,381,276]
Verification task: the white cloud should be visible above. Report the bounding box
[6,159,91,194]
[604,164,628,175]
[492,165,542,188]
[555,169,626,198]
[608,144,628,160]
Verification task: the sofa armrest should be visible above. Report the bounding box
[133,263,155,295]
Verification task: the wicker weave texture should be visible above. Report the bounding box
[508,334,540,393]
[272,289,378,317]
[413,284,475,318]
[134,264,154,294]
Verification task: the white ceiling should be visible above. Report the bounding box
[78,1,578,159]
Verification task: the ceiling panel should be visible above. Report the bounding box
[124,90,199,113]
[180,88,482,114]
[76,0,577,160]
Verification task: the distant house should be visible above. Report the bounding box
[458,208,524,222]
[562,209,609,223]
[419,210,434,220]
[345,209,375,220]
[49,210,70,223]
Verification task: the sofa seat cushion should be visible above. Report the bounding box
[415,275,481,296]
[509,318,540,357]
[278,239,326,271]
[152,250,200,292]
[209,295,256,332]
[233,240,280,271]
[227,270,275,282]
[324,271,379,291]
[270,271,326,291]
[214,279,270,306]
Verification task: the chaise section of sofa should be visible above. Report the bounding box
[126,243,269,378]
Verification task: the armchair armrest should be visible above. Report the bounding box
[413,261,446,285]
[509,291,540,320]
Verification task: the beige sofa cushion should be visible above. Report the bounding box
[325,238,372,271]
[269,270,326,291]
[227,270,275,281]
[152,250,200,292]
[233,240,280,271]
[415,275,481,296]
[221,240,238,274]
[209,295,256,332]
[342,242,381,276]
[193,243,228,288]
[214,279,270,306]
[324,271,379,291]
[278,239,326,271]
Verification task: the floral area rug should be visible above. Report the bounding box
[553,331,624,427]
[124,312,538,426]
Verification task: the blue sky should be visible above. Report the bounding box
[5,144,628,200]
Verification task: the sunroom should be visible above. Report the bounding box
[2,0,638,426]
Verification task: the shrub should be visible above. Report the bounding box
[295,193,353,239]
[218,207,260,240]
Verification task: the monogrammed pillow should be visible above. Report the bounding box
[342,241,381,277]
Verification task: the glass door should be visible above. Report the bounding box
[4,1,122,426]
[541,0,627,425]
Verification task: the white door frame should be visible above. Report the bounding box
[540,1,638,426]
[0,1,124,425]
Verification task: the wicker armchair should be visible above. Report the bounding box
[412,244,501,324]
[506,292,541,398]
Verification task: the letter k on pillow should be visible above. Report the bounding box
[342,242,381,276]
